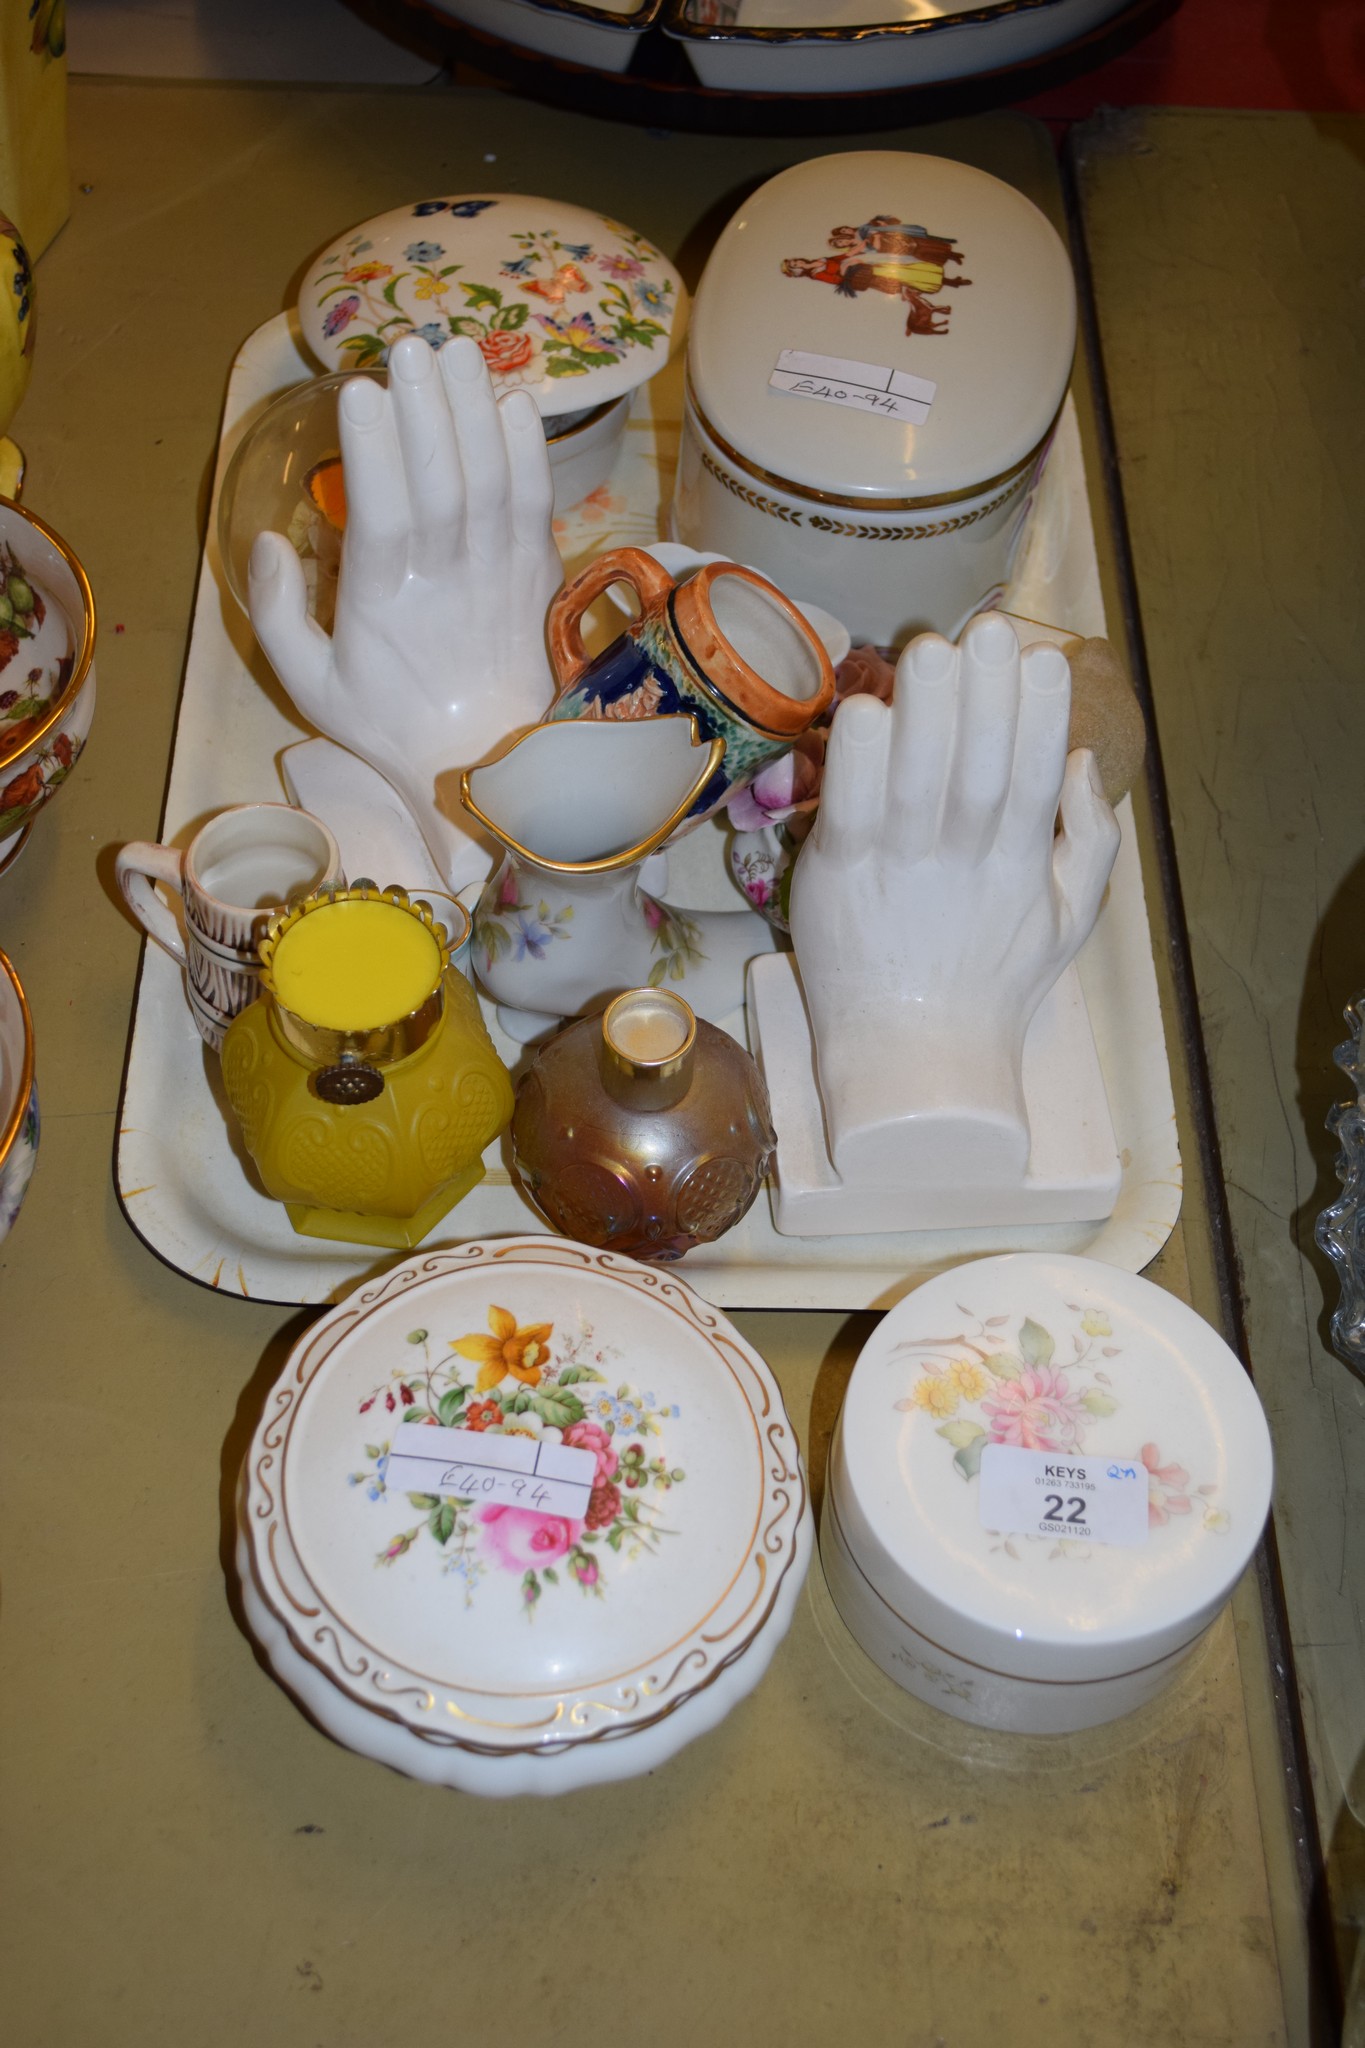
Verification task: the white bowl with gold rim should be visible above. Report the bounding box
[0,499,96,872]
[822,1254,1273,1734]
[218,374,633,634]
[0,943,37,1241]
[672,151,1075,647]
[236,1235,811,1793]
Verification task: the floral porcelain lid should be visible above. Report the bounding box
[298,195,685,416]
[239,1237,810,1785]
[687,151,1075,503]
[834,1254,1272,1683]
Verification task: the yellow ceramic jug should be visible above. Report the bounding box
[0,212,33,495]
[221,884,513,1248]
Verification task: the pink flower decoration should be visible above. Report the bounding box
[980,1366,1086,1452]
[725,733,825,832]
[1141,1443,1193,1526]
[835,644,896,704]
[586,1482,621,1530]
[562,1419,619,1486]
[598,254,645,280]
[478,1505,582,1572]
[322,293,360,338]
[642,895,664,931]
[498,865,520,908]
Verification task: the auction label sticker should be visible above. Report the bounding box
[978,1444,1149,1548]
[385,1422,596,1519]
[769,348,936,425]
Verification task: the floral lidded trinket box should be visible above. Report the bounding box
[822,1254,1272,1734]
[236,1236,812,1794]
[297,194,685,506]
[673,151,1075,647]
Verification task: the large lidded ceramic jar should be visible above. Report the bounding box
[234,1236,812,1795]
[823,1254,1273,1735]
[220,884,513,1250]
[297,194,685,509]
[673,151,1076,647]
[511,988,776,1260]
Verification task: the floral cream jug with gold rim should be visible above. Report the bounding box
[461,715,779,1043]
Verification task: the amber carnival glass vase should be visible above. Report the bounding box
[511,987,775,1262]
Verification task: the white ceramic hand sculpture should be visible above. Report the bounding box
[248,333,563,892]
[789,610,1120,1189]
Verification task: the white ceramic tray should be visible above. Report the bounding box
[116,311,1179,1309]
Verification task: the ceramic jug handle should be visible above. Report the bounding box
[116,842,188,967]
[548,547,675,691]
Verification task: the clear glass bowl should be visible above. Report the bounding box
[216,372,371,634]
[217,370,607,632]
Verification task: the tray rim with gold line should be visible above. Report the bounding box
[114,309,1180,1309]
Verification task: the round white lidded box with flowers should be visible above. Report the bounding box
[673,151,1075,647]
[297,194,685,510]
[236,1236,811,1794]
[822,1253,1273,1735]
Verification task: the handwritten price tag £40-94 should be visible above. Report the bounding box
[384,1421,597,1520]
[768,348,937,426]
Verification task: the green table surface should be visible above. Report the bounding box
[0,81,1319,2045]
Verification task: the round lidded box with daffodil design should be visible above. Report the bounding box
[235,1236,812,1795]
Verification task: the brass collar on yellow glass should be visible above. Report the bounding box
[686,374,1062,514]
[259,883,451,1069]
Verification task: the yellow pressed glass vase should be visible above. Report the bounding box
[221,884,513,1249]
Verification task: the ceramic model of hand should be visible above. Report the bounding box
[248,334,562,892]
[789,610,1120,1189]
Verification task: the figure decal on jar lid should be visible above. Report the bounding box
[781,215,972,337]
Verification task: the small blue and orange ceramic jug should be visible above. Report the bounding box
[546,546,834,826]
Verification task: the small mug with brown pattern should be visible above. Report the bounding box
[117,803,343,1051]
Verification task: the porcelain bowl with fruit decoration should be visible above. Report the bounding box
[0,498,96,873]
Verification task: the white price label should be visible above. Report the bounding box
[769,348,936,425]
[977,1444,1149,1548]
[385,1422,596,1519]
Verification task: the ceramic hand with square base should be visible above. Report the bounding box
[247,333,563,893]
[789,610,1119,1193]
